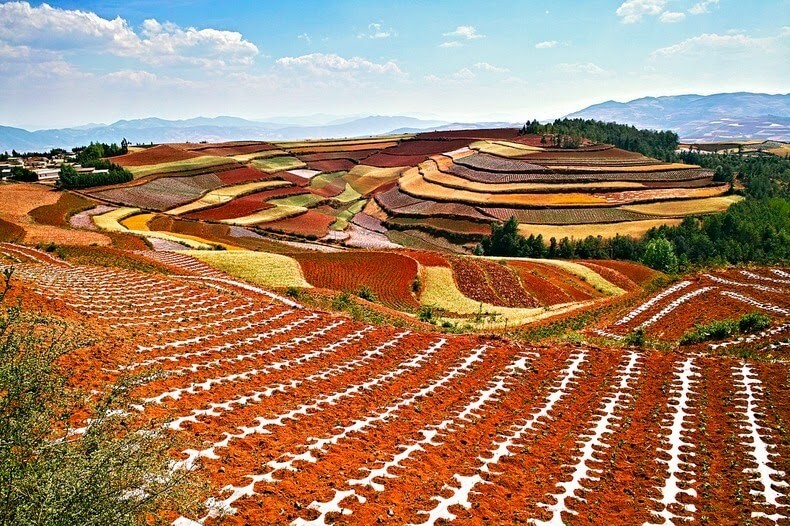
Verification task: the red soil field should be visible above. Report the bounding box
[305,159,357,172]
[259,209,334,239]
[415,128,520,140]
[359,152,430,168]
[185,142,278,157]
[584,259,659,285]
[377,139,473,156]
[507,261,573,305]
[578,261,639,292]
[185,186,308,221]
[448,257,539,308]
[515,261,603,302]
[215,166,276,185]
[293,251,420,310]
[2,254,787,526]
[111,145,202,167]
[90,173,224,211]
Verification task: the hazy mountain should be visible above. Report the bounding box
[566,92,790,141]
[0,115,452,153]
[388,122,521,134]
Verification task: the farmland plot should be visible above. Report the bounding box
[1,251,787,526]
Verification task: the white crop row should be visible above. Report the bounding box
[615,281,692,326]
[638,287,714,329]
[411,349,589,525]
[710,322,790,351]
[721,291,789,316]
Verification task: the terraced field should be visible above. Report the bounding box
[67,131,742,250]
[0,247,786,526]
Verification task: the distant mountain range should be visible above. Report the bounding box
[0,115,464,153]
[2,92,788,152]
[566,92,789,142]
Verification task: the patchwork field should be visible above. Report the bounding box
[62,131,744,251]
[0,247,786,526]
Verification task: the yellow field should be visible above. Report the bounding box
[334,183,363,204]
[251,156,307,173]
[344,165,408,195]
[766,144,790,157]
[469,140,543,158]
[220,205,307,226]
[400,166,610,207]
[517,218,684,239]
[166,180,291,215]
[622,195,743,216]
[93,207,234,249]
[125,156,235,178]
[185,250,311,288]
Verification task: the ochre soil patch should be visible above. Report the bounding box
[259,210,334,239]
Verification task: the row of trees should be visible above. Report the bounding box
[58,163,132,189]
[520,118,680,160]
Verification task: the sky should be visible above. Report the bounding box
[0,0,787,129]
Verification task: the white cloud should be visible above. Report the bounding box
[535,40,559,49]
[615,0,666,23]
[297,33,311,44]
[474,62,509,73]
[439,41,462,48]
[275,53,404,76]
[651,32,776,58]
[358,23,395,39]
[555,62,608,75]
[443,25,484,39]
[0,1,259,68]
[452,68,476,81]
[689,0,719,15]
[104,69,159,85]
[660,11,686,23]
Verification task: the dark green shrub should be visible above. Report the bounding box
[738,312,771,333]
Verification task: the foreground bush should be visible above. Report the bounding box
[0,269,205,526]
[680,312,771,345]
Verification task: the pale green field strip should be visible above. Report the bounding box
[330,199,367,231]
[231,149,290,162]
[184,250,312,288]
[334,183,363,204]
[251,156,307,173]
[269,193,325,208]
[220,205,307,226]
[309,171,346,191]
[621,195,744,217]
[419,265,594,328]
[166,180,291,215]
[125,156,235,179]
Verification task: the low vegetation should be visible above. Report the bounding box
[680,312,771,345]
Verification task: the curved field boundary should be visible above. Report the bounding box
[252,156,307,173]
[400,166,610,208]
[231,149,291,162]
[469,140,544,158]
[344,165,408,196]
[419,265,593,327]
[92,207,219,250]
[166,180,291,216]
[499,257,626,296]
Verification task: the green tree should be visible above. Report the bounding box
[641,237,679,273]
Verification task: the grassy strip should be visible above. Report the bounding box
[125,156,234,178]
[334,183,362,204]
[680,312,771,345]
[185,250,311,288]
[330,199,367,231]
[231,149,289,162]
[251,156,306,173]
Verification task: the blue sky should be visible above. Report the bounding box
[0,0,787,128]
